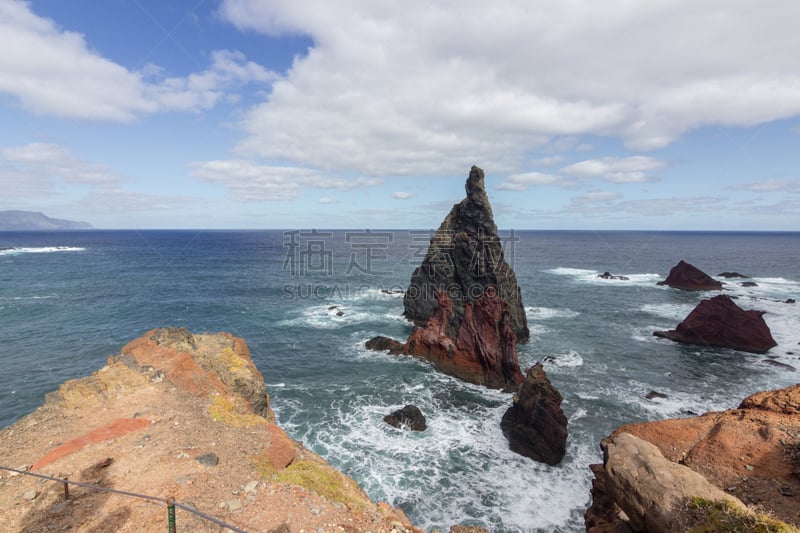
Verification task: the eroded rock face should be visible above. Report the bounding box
[500,363,567,465]
[587,433,747,533]
[653,294,777,354]
[403,288,524,390]
[586,384,800,531]
[403,166,529,343]
[657,260,722,291]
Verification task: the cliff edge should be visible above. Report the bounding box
[586,384,800,532]
[0,328,417,533]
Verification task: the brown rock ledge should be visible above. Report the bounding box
[586,384,800,532]
[0,328,418,533]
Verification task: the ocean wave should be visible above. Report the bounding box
[0,295,58,301]
[0,246,86,255]
[544,267,661,286]
[542,350,584,368]
[641,302,695,321]
[525,306,580,320]
[277,301,412,331]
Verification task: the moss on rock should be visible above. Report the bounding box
[688,497,798,533]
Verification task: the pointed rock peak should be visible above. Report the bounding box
[466,165,488,204]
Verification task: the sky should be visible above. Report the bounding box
[0,0,799,230]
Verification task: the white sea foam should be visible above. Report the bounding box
[543,350,584,368]
[277,302,405,329]
[545,267,597,277]
[0,246,85,255]
[0,295,57,301]
[544,267,661,287]
[528,323,549,337]
[641,303,695,321]
[273,372,597,532]
[525,306,580,320]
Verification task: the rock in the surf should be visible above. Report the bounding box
[657,260,722,291]
[383,405,427,431]
[500,363,567,465]
[653,295,777,354]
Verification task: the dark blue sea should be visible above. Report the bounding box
[1,230,798,532]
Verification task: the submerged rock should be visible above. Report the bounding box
[718,271,749,278]
[653,294,777,354]
[597,271,629,280]
[383,405,427,431]
[657,260,722,291]
[500,363,567,465]
[365,335,404,354]
[400,166,528,390]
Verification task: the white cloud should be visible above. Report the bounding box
[562,156,666,183]
[0,1,275,120]
[567,195,720,217]
[732,179,800,193]
[77,188,201,212]
[218,0,800,176]
[529,155,565,167]
[189,159,381,201]
[497,172,569,191]
[575,191,623,203]
[392,191,412,199]
[1,143,123,184]
[318,197,339,204]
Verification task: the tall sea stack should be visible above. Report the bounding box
[403,166,529,342]
[402,166,529,390]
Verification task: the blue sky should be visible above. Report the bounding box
[1,0,798,230]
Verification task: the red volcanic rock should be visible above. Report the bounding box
[501,363,567,465]
[657,260,722,291]
[403,288,524,390]
[653,295,777,354]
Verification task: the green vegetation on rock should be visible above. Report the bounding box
[272,460,365,509]
[688,497,798,533]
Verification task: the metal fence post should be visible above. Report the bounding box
[167,497,176,533]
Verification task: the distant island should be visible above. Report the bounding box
[0,210,92,230]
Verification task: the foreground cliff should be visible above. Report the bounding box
[0,328,417,533]
[586,384,800,532]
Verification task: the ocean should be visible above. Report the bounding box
[1,230,798,532]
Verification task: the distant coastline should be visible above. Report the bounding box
[0,210,92,231]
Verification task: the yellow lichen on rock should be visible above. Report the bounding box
[46,357,149,409]
[217,347,249,375]
[272,459,367,510]
[208,394,264,427]
[251,452,278,477]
